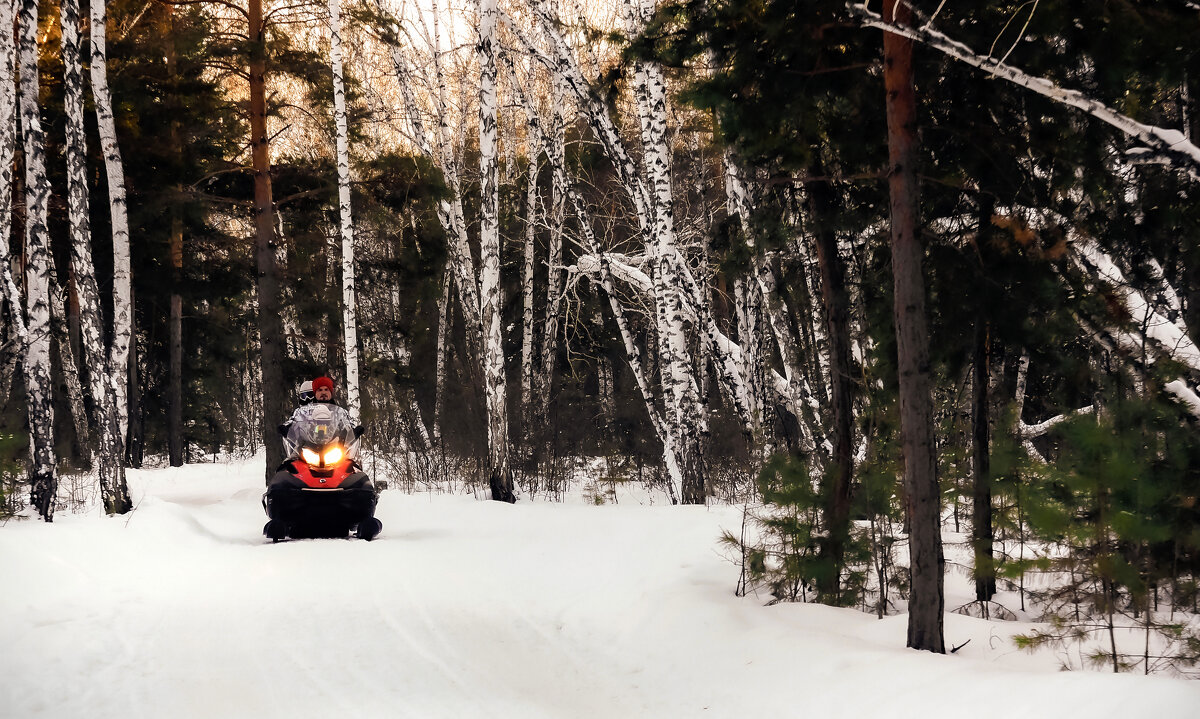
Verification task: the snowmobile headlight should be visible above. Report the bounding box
[323,447,344,465]
[301,448,321,466]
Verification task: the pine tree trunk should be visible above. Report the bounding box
[973,317,995,601]
[808,167,854,601]
[248,0,289,479]
[329,0,360,423]
[89,0,133,442]
[126,314,144,468]
[167,4,184,467]
[19,0,58,520]
[972,195,996,601]
[478,0,513,502]
[168,223,184,464]
[884,0,944,653]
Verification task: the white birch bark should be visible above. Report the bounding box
[723,153,775,438]
[531,0,709,500]
[0,0,21,341]
[328,0,360,423]
[638,126,709,504]
[506,7,653,220]
[373,0,483,359]
[479,0,512,499]
[521,149,540,414]
[500,50,683,500]
[51,285,90,466]
[1070,242,1200,419]
[433,270,451,444]
[539,70,566,418]
[62,0,130,513]
[19,0,57,519]
[1014,352,1030,418]
[90,0,133,440]
[509,16,796,445]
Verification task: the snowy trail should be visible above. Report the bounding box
[2,459,1198,718]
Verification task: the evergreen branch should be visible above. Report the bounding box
[156,0,248,20]
[846,2,1200,181]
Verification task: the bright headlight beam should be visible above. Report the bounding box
[323,447,344,465]
[301,448,321,465]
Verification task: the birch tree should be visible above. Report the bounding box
[499,48,684,501]
[372,0,484,366]
[63,0,132,513]
[479,0,515,502]
[89,0,133,445]
[0,0,18,332]
[329,0,361,422]
[538,69,567,420]
[626,0,708,504]
[509,2,714,502]
[520,149,539,417]
[18,0,57,520]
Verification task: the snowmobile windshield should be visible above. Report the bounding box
[282,404,359,462]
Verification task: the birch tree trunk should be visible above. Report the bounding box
[626,0,707,503]
[329,0,360,423]
[374,0,484,378]
[0,0,18,325]
[51,289,91,466]
[0,0,20,410]
[433,271,451,445]
[883,0,944,653]
[62,0,131,513]
[521,152,539,418]
[19,0,58,520]
[499,49,683,501]
[537,20,567,421]
[89,0,133,442]
[479,0,514,502]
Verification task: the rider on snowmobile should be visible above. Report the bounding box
[263,376,380,540]
[281,376,346,432]
[298,380,315,404]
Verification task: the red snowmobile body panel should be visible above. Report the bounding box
[290,456,355,489]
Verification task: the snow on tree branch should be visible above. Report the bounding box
[847,2,1200,181]
[1019,406,1095,439]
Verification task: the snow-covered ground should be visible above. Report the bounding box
[2,458,1197,719]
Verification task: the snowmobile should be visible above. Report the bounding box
[262,404,382,542]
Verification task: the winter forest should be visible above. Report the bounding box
[4,0,1200,695]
